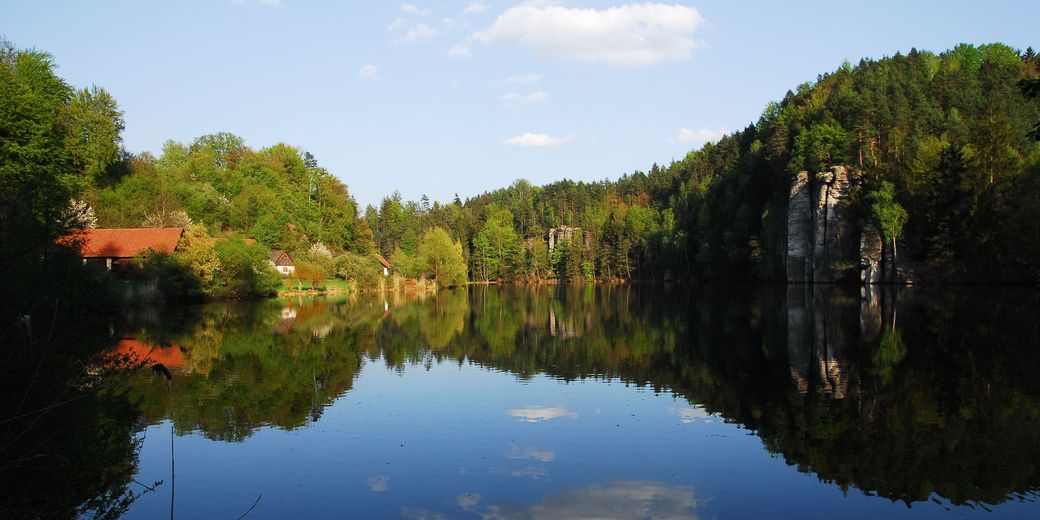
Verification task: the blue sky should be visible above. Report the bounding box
[3,1,1035,207]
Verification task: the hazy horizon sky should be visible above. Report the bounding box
[3,1,1035,207]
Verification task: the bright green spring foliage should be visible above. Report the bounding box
[869,181,908,243]
[367,43,1040,283]
[90,135,367,256]
[419,227,467,287]
[8,39,1040,287]
[472,208,522,282]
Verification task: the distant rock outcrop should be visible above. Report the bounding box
[859,222,883,285]
[548,226,583,253]
[786,166,858,283]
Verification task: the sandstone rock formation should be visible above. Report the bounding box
[859,222,883,285]
[786,166,856,283]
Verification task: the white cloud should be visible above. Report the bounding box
[402,23,439,42]
[462,1,488,15]
[507,404,578,419]
[473,3,705,66]
[449,43,472,58]
[358,64,381,80]
[367,475,390,492]
[481,481,702,519]
[501,91,549,104]
[503,73,542,84]
[669,127,727,145]
[389,4,457,44]
[401,3,431,16]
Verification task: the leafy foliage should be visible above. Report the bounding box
[365,43,1040,283]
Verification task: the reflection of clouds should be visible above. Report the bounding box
[491,466,550,480]
[510,467,549,480]
[457,492,482,511]
[367,475,390,492]
[508,405,578,422]
[506,444,555,462]
[669,405,716,424]
[481,480,702,519]
[400,508,448,520]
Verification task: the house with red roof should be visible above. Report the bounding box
[376,254,393,276]
[66,227,184,271]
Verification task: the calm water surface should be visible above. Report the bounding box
[109,286,1039,518]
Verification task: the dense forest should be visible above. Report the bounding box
[3,39,1040,297]
[3,37,1040,516]
[364,42,1039,283]
[90,42,1040,285]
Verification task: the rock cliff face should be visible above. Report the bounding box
[859,222,882,285]
[785,166,857,283]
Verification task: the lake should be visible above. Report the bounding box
[95,286,1040,517]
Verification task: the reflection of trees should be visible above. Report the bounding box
[381,285,1040,507]
[1,319,147,518]
[128,299,368,441]
[125,286,1040,506]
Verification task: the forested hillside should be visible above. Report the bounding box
[368,43,1039,283]
[89,134,370,256]
[7,39,1039,288]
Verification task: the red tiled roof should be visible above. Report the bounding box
[376,254,393,269]
[70,228,183,258]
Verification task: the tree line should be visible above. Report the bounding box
[367,43,1040,283]
[4,39,1040,301]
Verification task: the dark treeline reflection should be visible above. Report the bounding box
[123,285,1040,507]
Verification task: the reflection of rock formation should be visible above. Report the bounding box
[786,286,853,398]
[859,284,882,346]
[548,307,580,339]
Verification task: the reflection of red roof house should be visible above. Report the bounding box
[108,338,185,369]
[65,227,183,270]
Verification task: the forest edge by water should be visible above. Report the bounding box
[3,38,1040,307]
[3,36,1040,517]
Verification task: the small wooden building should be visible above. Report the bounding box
[70,227,183,271]
[376,254,393,276]
[269,250,296,275]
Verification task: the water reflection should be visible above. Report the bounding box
[111,285,1040,511]
[508,405,578,422]
[481,480,702,520]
